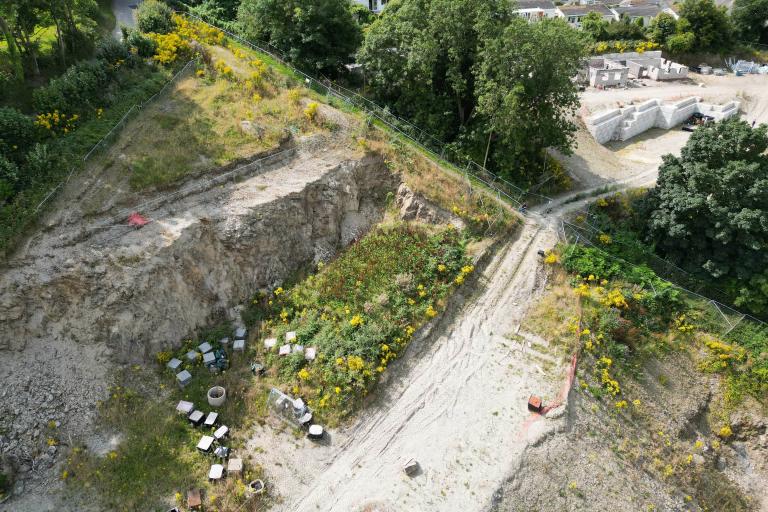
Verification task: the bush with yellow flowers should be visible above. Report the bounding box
[35,110,80,135]
[247,223,470,417]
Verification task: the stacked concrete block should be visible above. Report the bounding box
[585,97,740,144]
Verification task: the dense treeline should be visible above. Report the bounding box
[0,0,115,93]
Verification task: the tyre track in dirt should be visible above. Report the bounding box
[279,220,568,512]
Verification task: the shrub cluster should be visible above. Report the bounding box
[246,224,471,417]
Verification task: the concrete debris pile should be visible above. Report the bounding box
[727,58,768,75]
[588,51,688,88]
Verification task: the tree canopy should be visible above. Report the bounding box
[237,0,362,75]
[357,0,588,183]
[644,120,768,313]
[677,0,733,52]
[731,0,768,44]
[475,17,588,174]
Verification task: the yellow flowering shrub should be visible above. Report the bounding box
[35,111,79,135]
[304,102,319,122]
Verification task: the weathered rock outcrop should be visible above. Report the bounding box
[0,148,397,494]
[0,152,396,361]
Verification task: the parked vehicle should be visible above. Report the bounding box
[682,113,714,132]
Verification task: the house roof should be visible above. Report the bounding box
[613,4,662,16]
[558,4,614,16]
[515,0,557,10]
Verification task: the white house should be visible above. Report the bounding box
[514,0,559,20]
[352,0,388,13]
[611,4,662,25]
[556,4,615,28]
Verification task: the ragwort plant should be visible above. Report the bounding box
[245,223,471,419]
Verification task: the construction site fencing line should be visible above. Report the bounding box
[32,60,196,215]
[559,220,767,336]
[572,206,745,308]
[182,13,555,213]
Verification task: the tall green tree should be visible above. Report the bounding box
[357,0,515,140]
[475,17,588,174]
[237,0,362,75]
[0,2,25,81]
[358,0,587,182]
[731,0,768,44]
[647,12,678,44]
[581,11,609,41]
[644,120,768,313]
[678,0,733,52]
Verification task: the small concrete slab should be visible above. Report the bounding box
[185,350,200,362]
[198,342,213,354]
[197,435,214,453]
[176,400,194,415]
[176,370,192,387]
[227,458,243,475]
[233,339,245,352]
[285,331,297,342]
[219,337,230,348]
[209,463,224,481]
[292,344,304,354]
[203,352,216,365]
[235,327,247,339]
[204,412,218,427]
[213,425,229,440]
[167,358,182,371]
[279,344,291,356]
[305,347,317,361]
[264,337,277,349]
[188,410,204,425]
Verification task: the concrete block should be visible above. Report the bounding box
[203,352,216,365]
[186,350,200,362]
[198,342,213,354]
[233,339,245,352]
[264,337,277,349]
[176,370,192,387]
[235,327,247,339]
[167,358,182,371]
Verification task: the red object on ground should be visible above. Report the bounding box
[528,395,543,412]
[127,212,150,227]
[518,352,579,440]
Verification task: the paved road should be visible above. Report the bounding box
[112,0,140,38]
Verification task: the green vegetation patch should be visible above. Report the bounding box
[244,223,472,420]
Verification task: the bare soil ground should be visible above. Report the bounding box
[563,74,768,191]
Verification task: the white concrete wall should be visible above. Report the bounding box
[585,97,741,144]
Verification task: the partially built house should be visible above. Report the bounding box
[585,97,740,143]
[588,51,689,87]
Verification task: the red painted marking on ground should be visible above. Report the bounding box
[517,352,578,440]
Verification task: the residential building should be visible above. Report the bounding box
[556,4,615,27]
[514,0,559,20]
[353,0,388,13]
[612,4,662,25]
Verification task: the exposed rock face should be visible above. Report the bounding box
[396,183,464,229]
[0,152,396,360]
[0,148,397,501]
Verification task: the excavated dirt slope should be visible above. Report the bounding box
[0,138,398,503]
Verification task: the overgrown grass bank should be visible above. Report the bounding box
[244,222,473,422]
[526,244,763,511]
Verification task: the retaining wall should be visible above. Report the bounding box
[585,97,741,144]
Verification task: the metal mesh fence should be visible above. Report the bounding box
[183,13,554,210]
[559,220,767,336]
[33,60,196,214]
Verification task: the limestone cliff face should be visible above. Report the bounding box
[0,152,397,362]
